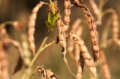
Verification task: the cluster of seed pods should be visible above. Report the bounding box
[67,19,83,79]
[28,0,100,79]
[56,18,75,76]
[0,22,24,79]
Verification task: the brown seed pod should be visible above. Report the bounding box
[74,0,99,65]
[89,0,101,25]
[0,26,10,79]
[75,26,84,79]
[67,19,81,60]
[0,49,9,79]
[104,9,120,47]
[34,66,46,79]
[28,1,48,55]
[64,0,71,31]
[69,33,97,79]
[57,18,75,77]
[76,53,84,79]
[46,69,58,79]
[74,26,83,63]
[111,10,119,46]
[100,50,111,79]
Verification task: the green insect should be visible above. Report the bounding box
[45,0,58,32]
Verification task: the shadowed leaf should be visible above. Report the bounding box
[13,56,23,74]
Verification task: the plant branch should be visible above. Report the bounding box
[29,36,47,68]
[22,36,55,79]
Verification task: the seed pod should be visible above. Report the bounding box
[57,18,75,77]
[75,26,83,79]
[67,19,81,60]
[69,33,97,79]
[89,0,101,25]
[100,50,111,79]
[76,54,84,79]
[74,26,83,62]
[57,19,67,69]
[0,49,9,79]
[74,0,99,65]
[0,26,9,79]
[46,69,58,79]
[34,66,46,79]
[21,33,31,67]
[28,1,48,55]
[64,0,71,31]
[111,10,119,45]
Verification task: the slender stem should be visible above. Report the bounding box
[29,74,34,79]
[29,36,48,68]
[22,36,55,79]
[41,40,55,51]
[1,21,14,26]
[22,71,25,79]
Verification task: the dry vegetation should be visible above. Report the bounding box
[0,0,120,79]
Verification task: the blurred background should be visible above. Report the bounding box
[0,0,120,79]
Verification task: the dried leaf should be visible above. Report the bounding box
[13,56,23,74]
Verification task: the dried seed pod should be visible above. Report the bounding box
[57,19,67,69]
[111,10,119,45]
[74,0,99,65]
[28,1,48,55]
[46,69,58,79]
[0,49,9,79]
[34,66,46,79]
[89,0,101,25]
[74,44,80,64]
[67,19,81,59]
[0,26,9,79]
[74,26,84,79]
[0,22,25,78]
[67,39,75,59]
[76,54,84,79]
[102,9,120,46]
[74,26,83,64]
[100,50,111,79]
[64,0,71,31]
[21,34,31,67]
[69,33,97,79]
[57,18,75,77]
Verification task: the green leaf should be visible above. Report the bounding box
[48,12,52,24]
[51,16,57,27]
[45,21,54,32]
[49,0,55,14]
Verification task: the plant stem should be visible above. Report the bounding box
[1,21,14,26]
[22,36,55,79]
[29,36,48,68]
